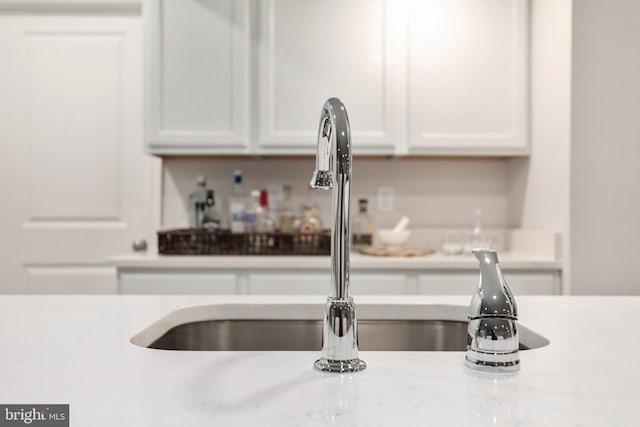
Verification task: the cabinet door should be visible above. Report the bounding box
[247,273,330,295]
[119,271,237,294]
[145,0,250,154]
[417,272,559,295]
[350,273,414,295]
[407,0,528,155]
[257,0,398,155]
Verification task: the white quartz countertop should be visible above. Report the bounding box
[1,294,638,426]
[109,252,561,271]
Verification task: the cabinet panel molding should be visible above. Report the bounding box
[407,0,529,155]
[257,0,397,154]
[145,0,250,154]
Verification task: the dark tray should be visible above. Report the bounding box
[158,228,331,256]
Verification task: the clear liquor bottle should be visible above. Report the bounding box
[352,198,373,249]
[294,204,323,233]
[257,190,276,232]
[279,185,297,233]
[188,175,208,228]
[243,189,261,232]
[201,190,221,231]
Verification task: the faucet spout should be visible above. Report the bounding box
[311,98,365,373]
[310,97,352,300]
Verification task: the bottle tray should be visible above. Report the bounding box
[157,229,330,256]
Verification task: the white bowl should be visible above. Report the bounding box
[377,229,410,250]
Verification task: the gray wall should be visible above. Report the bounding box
[162,157,512,231]
[571,0,640,294]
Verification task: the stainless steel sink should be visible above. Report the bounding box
[131,303,549,352]
[148,319,475,351]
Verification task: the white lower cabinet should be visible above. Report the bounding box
[417,272,560,295]
[350,274,415,295]
[118,271,237,295]
[248,272,416,295]
[247,273,329,295]
[118,269,560,295]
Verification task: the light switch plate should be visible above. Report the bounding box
[377,187,394,212]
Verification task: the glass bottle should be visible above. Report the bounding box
[257,190,276,232]
[244,189,261,232]
[352,198,373,249]
[229,170,246,233]
[304,184,322,224]
[466,207,491,252]
[201,190,221,231]
[295,204,323,233]
[279,185,297,233]
[187,175,208,228]
[194,201,205,229]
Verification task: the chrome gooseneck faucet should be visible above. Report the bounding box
[311,98,366,373]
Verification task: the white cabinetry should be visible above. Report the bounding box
[144,0,250,154]
[118,269,559,295]
[256,0,397,155]
[247,273,329,295]
[417,272,559,295]
[406,0,528,155]
[350,273,414,295]
[145,0,528,156]
[119,271,237,294]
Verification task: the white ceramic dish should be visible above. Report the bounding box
[377,229,410,250]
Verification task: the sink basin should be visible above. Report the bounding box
[148,319,471,351]
[131,303,549,352]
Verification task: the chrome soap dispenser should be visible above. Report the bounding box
[466,248,520,372]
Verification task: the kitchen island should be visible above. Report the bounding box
[0,295,637,426]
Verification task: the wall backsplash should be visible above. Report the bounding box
[162,157,515,246]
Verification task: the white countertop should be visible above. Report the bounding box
[0,294,637,426]
[109,252,561,271]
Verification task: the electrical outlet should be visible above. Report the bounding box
[377,187,394,212]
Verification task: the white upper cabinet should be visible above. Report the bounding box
[145,0,528,156]
[256,0,398,155]
[145,0,250,154]
[406,0,529,155]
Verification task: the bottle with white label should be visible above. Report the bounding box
[229,170,246,233]
[201,190,221,230]
[187,175,208,228]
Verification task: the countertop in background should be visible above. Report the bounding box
[109,252,561,271]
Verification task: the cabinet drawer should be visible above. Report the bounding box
[247,273,330,295]
[418,272,559,295]
[119,271,237,294]
[350,273,414,295]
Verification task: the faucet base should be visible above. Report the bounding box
[465,316,520,373]
[315,297,366,373]
[314,357,366,373]
[465,350,520,373]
